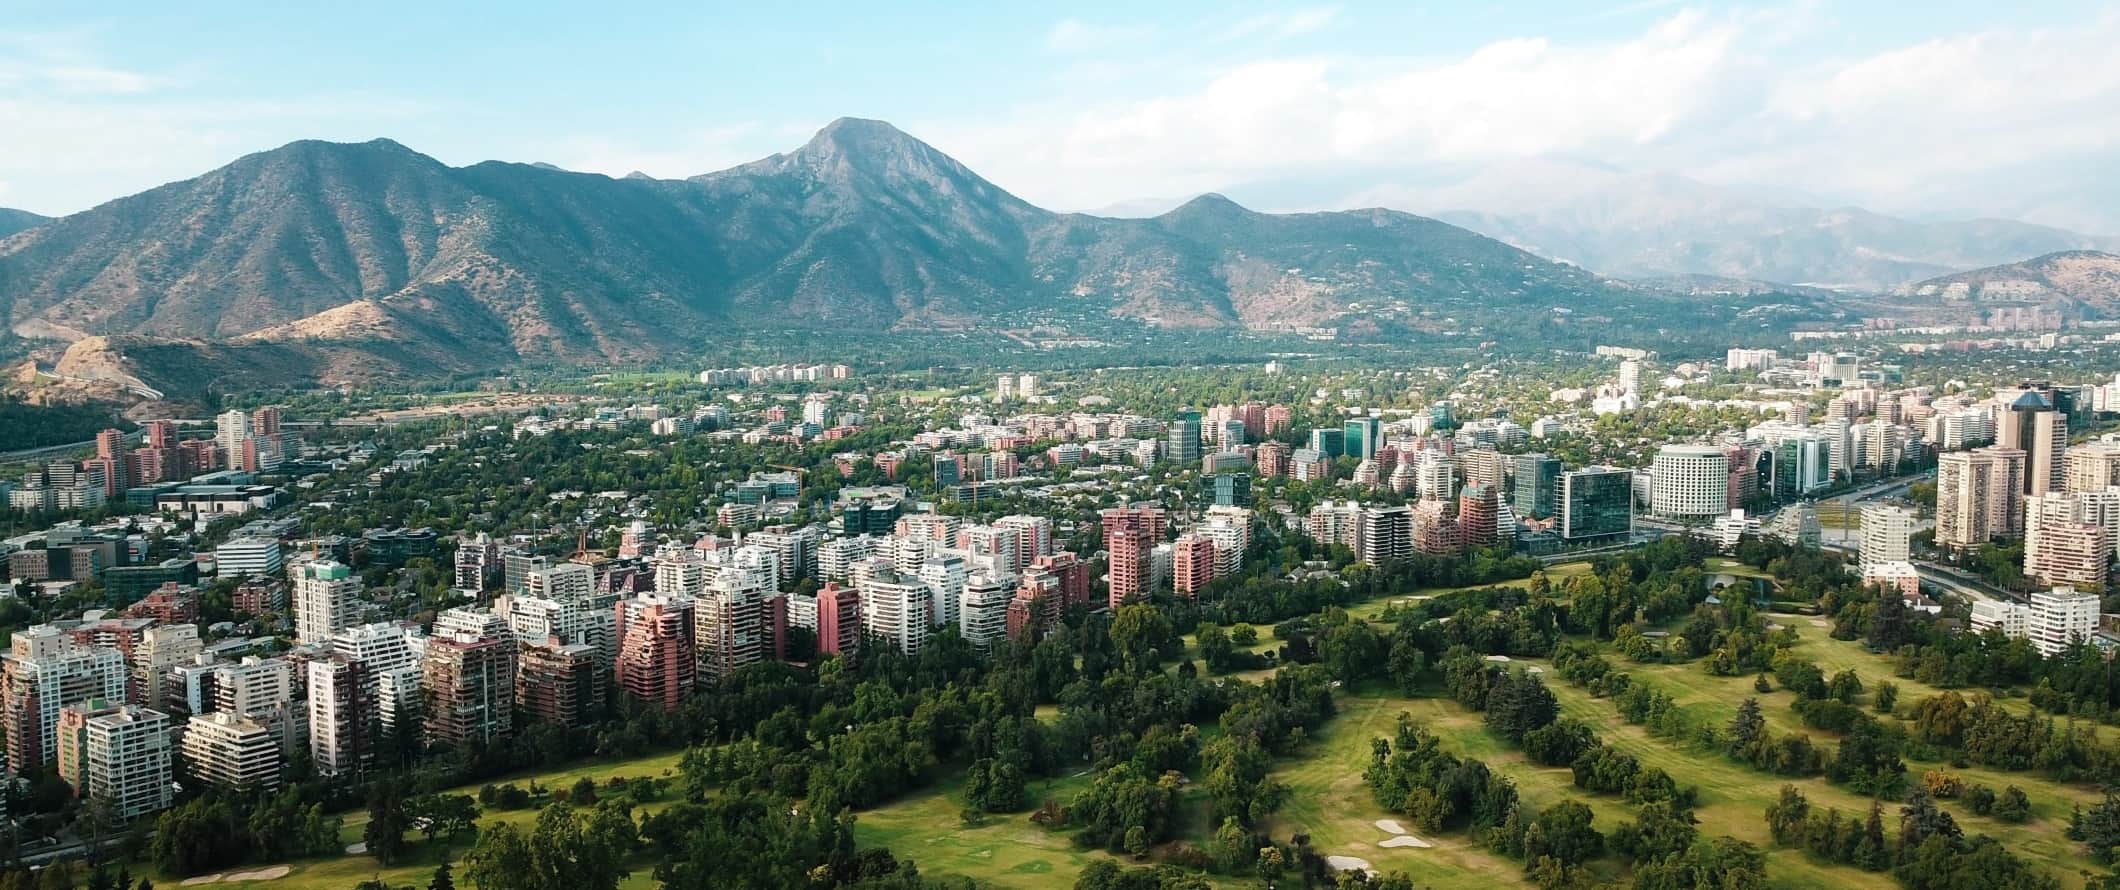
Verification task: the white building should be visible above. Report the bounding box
[293,560,360,645]
[959,572,1013,649]
[215,536,284,578]
[1,627,128,771]
[1651,445,1728,520]
[1860,503,1917,568]
[182,710,283,791]
[858,574,932,655]
[74,704,173,820]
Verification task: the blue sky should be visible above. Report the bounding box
[5,1,2119,231]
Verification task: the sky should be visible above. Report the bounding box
[5,1,2120,232]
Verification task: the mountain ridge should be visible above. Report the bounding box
[0,119,1740,398]
[1897,250,2120,309]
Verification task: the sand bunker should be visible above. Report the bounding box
[1326,855,1374,872]
[1483,655,1512,663]
[1375,819,1406,834]
[1526,666,1545,674]
[224,866,291,881]
[1380,836,1433,849]
[1807,619,1830,628]
[345,841,368,854]
[180,876,225,887]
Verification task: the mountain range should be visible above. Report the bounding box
[1338,159,2120,291]
[1899,250,2120,308]
[0,209,46,240]
[0,119,1692,396]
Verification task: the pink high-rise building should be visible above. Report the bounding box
[815,582,860,657]
[614,595,695,710]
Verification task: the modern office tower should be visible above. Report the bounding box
[918,555,966,631]
[1511,453,1562,519]
[215,410,252,470]
[1172,534,1218,600]
[2029,586,2101,656]
[2066,441,2120,493]
[210,657,297,718]
[1936,447,2027,549]
[215,536,283,578]
[2,628,129,772]
[2024,493,2112,590]
[516,640,603,728]
[1650,445,1728,520]
[959,573,1013,649]
[1356,505,1413,565]
[1561,467,1635,543]
[293,560,359,645]
[1307,427,1345,459]
[1344,416,1381,461]
[182,711,283,792]
[131,624,201,711]
[454,532,500,592]
[525,561,595,601]
[422,632,517,746]
[615,594,696,710]
[1998,389,2067,496]
[815,582,861,657]
[1167,412,1203,466]
[58,702,171,820]
[502,550,551,595]
[1860,502,1917,567]
[697,570,767,682]
[855,570,930,654]
[1458,485,1501,550]
[1210,472,1253,508]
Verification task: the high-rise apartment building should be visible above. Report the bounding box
[293,560,359,645]
[58,702,171,820]
[1100,506,1164,609]
[1357,505,1412,565]
[182,711,283,792]
[697,570,767,682]
[2023,492,2112,590]
[422,632,517,746]
[959,573,1013,649]
[615,594,696,710]
[2,627,129,772]
[516,640,603,728]
[1936,447,2027,549]
[815,582,861,657]
[858,572,932,654]
[1172,534,1218,600]
[1859,502,1916,568]
[454,532,499,592]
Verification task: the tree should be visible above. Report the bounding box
[1523,801,1603,867]
[1110,605,1175,675]
[1873,681,1899,714]
[365,793,412,867]
[1994,786,2032,823]
[1727,698,1765,755]
[428,861,455,890]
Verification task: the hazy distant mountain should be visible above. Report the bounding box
[0,119,1678,393]
[1362,159,2120,291]
[0,209,47,239]
[1898,250,2120,311]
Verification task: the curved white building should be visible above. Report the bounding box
[1651,445,1728,520]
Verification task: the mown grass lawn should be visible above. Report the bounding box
[167,749,689,889]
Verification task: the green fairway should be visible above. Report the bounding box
[852,775,1147,889]
[165,749,689,889]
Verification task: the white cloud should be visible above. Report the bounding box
[1212,6,1343,43]
[934,8,2120,233]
